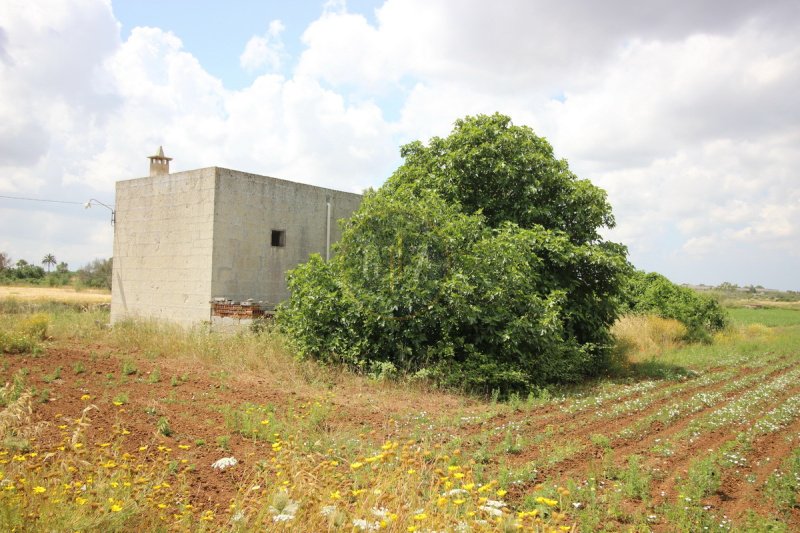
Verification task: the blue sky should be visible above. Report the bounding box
[1,0,799,289]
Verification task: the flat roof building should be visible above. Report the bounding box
[111,148,362,326]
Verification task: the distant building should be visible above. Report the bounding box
[110,147,362,326]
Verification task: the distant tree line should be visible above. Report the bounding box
[0,251,112,290]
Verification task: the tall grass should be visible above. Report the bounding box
[611,314,687,359]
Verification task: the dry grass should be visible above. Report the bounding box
[0,390,32,438]
[612,314,687,360]
[0,286,110,304]
[107,318,466,417]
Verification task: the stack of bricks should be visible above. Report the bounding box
[210,300,271,319]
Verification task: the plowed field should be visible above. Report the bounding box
[2,298,800,531]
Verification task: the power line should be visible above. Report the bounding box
[0,194,86,205]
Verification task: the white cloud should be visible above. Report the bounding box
[240,20,286,73]
[0,0,798,288]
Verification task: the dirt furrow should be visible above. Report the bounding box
[502,358,800,474]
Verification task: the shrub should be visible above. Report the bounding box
[18,313,49,340]
[622,271,728,342]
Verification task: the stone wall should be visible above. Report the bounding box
[111,168,216,325]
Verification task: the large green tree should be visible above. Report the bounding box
[280,114,630,393]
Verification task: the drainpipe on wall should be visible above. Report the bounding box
[325,195,331,261]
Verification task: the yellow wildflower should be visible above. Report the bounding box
[350,462,364,470]
[33,486,46,494]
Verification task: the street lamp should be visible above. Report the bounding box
[85,199,115,226]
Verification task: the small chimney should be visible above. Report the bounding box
[148,146,172,177]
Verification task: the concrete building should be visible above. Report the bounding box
[110,148,362,326]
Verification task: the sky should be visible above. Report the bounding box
[1,0,798,290]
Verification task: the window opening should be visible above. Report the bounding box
[271,229,286,247]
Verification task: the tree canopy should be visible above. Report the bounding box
[279,113,630,394]
[386,113,615,243]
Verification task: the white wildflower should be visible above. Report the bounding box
[370,507,389,518]
[483,499,506,508]
[352,518,381,531]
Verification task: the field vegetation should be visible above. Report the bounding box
[1,290,800,531]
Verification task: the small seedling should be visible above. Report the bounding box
[147,368,161,384]
[216,435,230,450]
[73,361,86,374]
[42,366,62,384]
[113,392,129,406]
[156,417,173,437]
[121,360,138,376]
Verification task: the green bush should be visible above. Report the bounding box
[0,331,40,354]
[18,313,49,340]
[622,271,728,342]
[279,114,630,394]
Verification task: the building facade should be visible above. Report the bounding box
[111,150,362,325]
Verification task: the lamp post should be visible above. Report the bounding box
[85,199,115,226]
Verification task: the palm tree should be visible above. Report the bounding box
[42,254,56,273]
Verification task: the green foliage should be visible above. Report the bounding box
[280,114,630,394]
[76,258,112,290]
[622,271,728,342]
[387,112,615,244]
[0,259,45,282]
[0,255,71,286]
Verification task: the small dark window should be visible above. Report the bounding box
[271,230,286,247]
